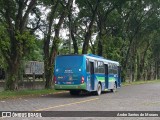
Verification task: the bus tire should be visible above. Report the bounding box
[69,90,80,96]
[96,83,102,96]
[111,82,117,93]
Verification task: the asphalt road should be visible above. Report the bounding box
[0,82,160,120]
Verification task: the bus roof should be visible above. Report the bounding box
[56,54,119,65]
[85,54,119,65]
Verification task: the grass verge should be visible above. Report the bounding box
[0,89,64,100]
[122,79,160,86]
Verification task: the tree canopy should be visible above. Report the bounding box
[0,0,159,90]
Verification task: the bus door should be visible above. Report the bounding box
[118,66,121,87]
[104,64,109,89]
[90,62,94,90]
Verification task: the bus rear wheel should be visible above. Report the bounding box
[96,83,102,96]
[69,90,80,95]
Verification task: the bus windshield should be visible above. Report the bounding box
[56,56,83,68]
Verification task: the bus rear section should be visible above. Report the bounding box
[54,55,86,95]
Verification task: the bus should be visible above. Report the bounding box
[54,54,121,95]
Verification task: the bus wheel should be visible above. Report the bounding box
[96,83,102,96]
[70,90,80,95]
[111,82,117,93]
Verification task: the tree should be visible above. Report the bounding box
[0,0,37,90]
[78,0,101,54]
[43,0,73,89]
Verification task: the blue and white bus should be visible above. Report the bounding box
[54,54,121,95]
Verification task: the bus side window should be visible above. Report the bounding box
[95,61,98,73]
[114,65,118,74]
[108,63,112,74]
[98,61,104,73]
[86,59,90,72]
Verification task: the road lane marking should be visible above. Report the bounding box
[34,97,99,111]
[53,91,68,94]
[143,101,160,106]
[41,91,68,96]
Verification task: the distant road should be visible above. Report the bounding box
[0,82,160,120]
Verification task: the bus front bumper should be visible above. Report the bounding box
[54,83,86,90]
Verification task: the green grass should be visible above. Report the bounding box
[0,89,63,100]
[122,79,160,86]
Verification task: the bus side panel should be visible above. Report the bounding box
[95,74,106,91]
[86,73,92,91]
[86,71,99,91]
[88,74,106,92]
[84,56,93,92]
[117,66,121,88]
[87,76,106,92]
[86,73,90,91]
[84,57,88,91]
[94,75,98,91]
[82,56,88,91]
[85,58,97,92]
[108,74,116,89]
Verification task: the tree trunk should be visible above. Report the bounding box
[82,0,100,54]
[5,62,19,90]
[68,14,79,54]
[97,33,103,56]
[44,0,73,89]
[44,36,58,89]
[43,1,60,89]
[44,61,53,89]
[71,30,79,54]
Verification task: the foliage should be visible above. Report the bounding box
[0,0,38,90]
[0,0,160,90]
[24,39,44,61]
